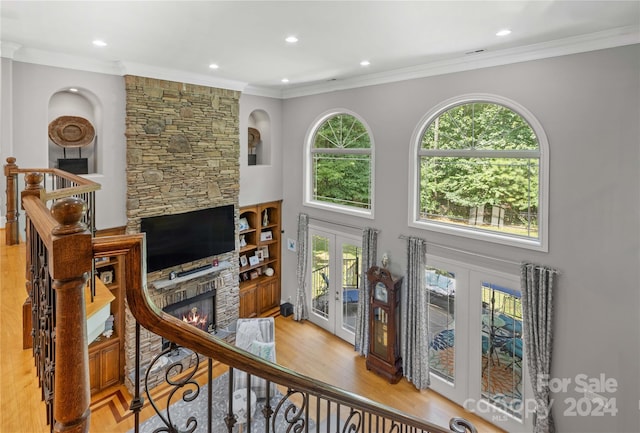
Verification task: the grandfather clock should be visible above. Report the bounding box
[366,265,403,384]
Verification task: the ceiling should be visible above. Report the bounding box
[1,1,639,98]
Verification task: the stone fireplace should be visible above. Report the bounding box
[123,76,240,393]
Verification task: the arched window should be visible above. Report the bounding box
[410,94,549,251]
[305,111,374,217]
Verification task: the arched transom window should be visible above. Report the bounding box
[306,111,374,217]
[411,95,549,250]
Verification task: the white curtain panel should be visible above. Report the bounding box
[293,213,309,321]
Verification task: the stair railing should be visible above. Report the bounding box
[9,155,478,433]
[4,156,99,246]
[125,261,478,433]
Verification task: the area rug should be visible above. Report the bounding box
[130,372,314,433]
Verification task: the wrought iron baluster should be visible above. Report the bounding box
[225,368,236,432]
[273,388,308,433]
[143,342,201,433]
[343,409,363,433]
[262,378,274,433]
[129,321,144,433]
[207,358,213,433]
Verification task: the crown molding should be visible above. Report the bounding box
[277,25,640,99]
[2,25,638,99]
[1,44,123,75]
[0,41,21,59]
[241,85,283,99]
[0,43,248,92]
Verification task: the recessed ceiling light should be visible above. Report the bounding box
[285,36,298,43]
[360,60,370,67]
[92,39,107,47]
[496,29,511,37]
[209,63,219,70]
[281,78,289,83]
[68,88,79,93]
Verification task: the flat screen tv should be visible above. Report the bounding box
[141,205,235,273]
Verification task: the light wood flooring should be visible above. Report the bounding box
[0,231,502,433]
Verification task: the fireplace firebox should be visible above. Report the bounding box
[162,290,216,349]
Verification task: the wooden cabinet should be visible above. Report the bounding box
[88,338,120,394]
[238,201,282,317]
[239,282,258,318]
[89,252,126,394]
[258,278,279,313]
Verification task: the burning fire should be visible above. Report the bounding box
[182,307,208,330]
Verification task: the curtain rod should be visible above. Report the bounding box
[398,235,521,267]
[308,216,371,232]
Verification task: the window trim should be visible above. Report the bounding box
[304,109,375,219]
[409,93,549,252]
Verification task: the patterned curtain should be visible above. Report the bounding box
[521,263,558,433]
[293,213,309,321]
[354,227,378,355]
[401,237,430,389]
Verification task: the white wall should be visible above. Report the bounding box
[238,93,283,207]
[280,45,640,433]
[0,57,14,225]
[1,61,127,231]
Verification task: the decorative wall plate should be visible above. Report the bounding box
[248,127,260,149]
[48,116,95,148]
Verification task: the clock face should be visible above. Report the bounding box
[374,282,388,303]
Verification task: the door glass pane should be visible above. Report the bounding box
[371,306,388,357]
[341,243,361,334]
[311,234,330,318]
[481,282,524,419]
[427,267,456,383]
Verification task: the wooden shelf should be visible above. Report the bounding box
[239,201,282,318]
[89,331,119,350]
[151,261,232,290]
[240,244,258,254]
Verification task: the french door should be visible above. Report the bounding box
[307,227,361,344]
[425,256,533,432]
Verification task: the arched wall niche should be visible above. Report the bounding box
[48,87,102,174]
[248,109,271,166]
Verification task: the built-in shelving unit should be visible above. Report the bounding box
[89,254,125,394]
[238,201,281,318]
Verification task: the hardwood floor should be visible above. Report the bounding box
[0,231,502,433]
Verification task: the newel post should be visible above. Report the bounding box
[50,197,92,433]
[4,157,19,245]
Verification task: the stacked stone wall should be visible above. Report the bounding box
[123,76,240,393]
